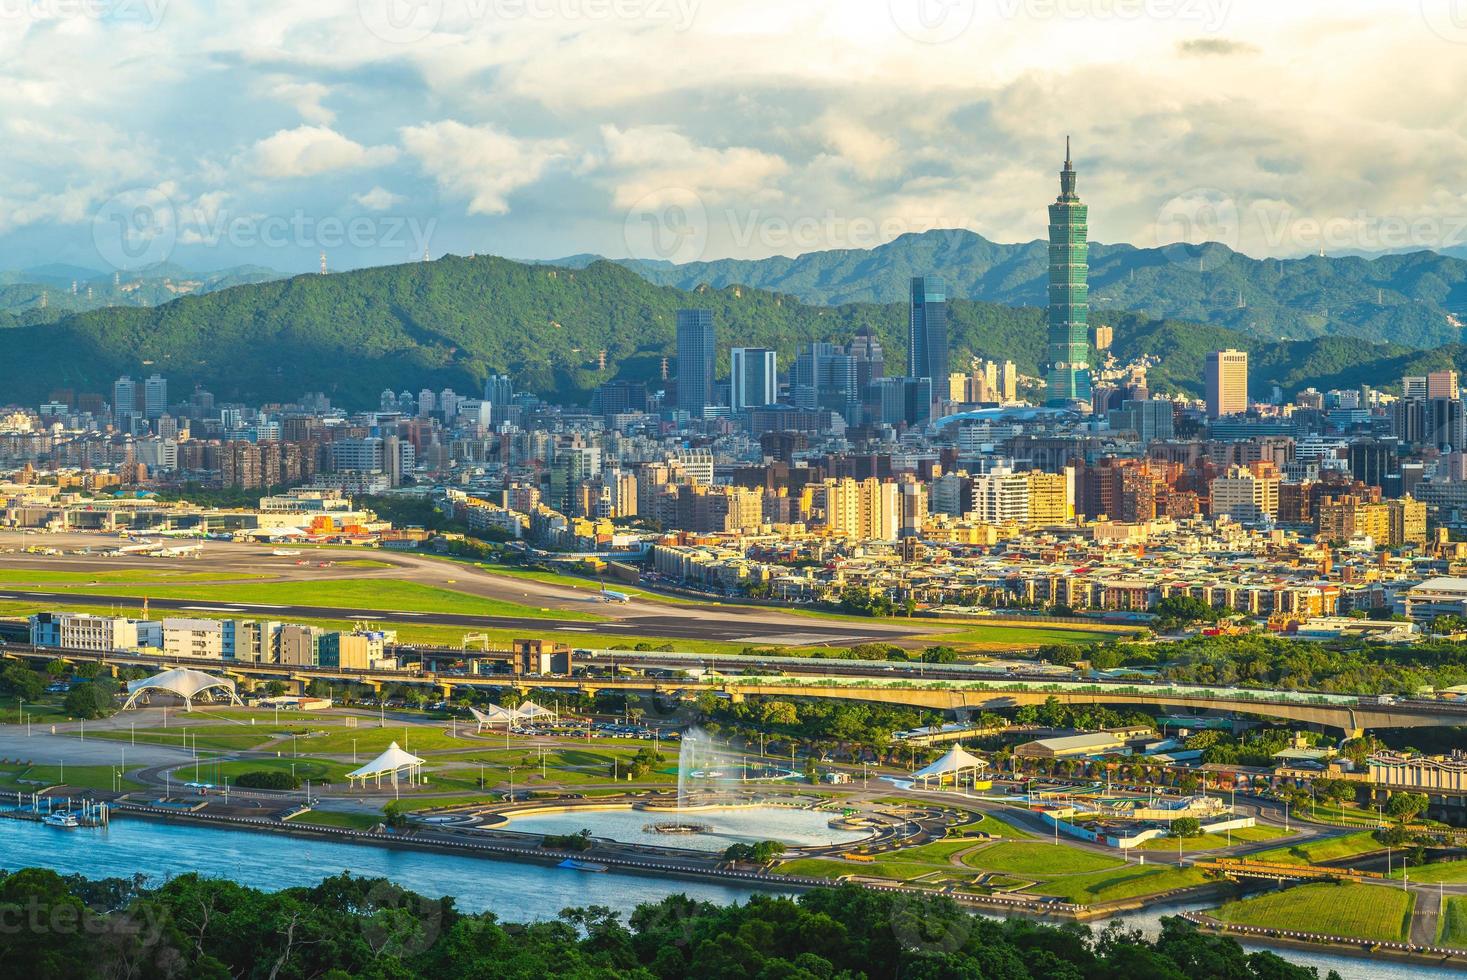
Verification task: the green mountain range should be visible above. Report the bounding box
[549,230,1467,349]
[9,253,1460,409]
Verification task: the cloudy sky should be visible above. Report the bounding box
[4,0,1466,274]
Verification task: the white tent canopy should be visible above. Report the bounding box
[469,700,557,731]
[122,667,243,711]
[912,744,987,789]
[346,741,425,788]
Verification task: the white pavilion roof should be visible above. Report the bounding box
[126,667,236,699]
[346,741,425,779]
[912,744,986,780]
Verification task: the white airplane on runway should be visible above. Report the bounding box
[600,588,631,603]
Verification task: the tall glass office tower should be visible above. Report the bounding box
[676,309,716,415]
[1045,140,1091,407]
[907,276,948,388]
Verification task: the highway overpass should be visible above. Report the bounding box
[7,643,1466,736]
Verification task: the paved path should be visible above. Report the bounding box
[0,725,194,766]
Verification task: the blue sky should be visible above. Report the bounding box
[3,0,1466,274]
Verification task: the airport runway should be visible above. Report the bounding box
[0,588,917,646]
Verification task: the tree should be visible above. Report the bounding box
[1153,595,1218,629]
[63,680,116,720]
[0,662,44,701]
[1385,792,1430,823]
[1171,817,1203,838]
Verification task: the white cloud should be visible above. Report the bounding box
[247,126,397,179]
[598,125,788,209]
[400,120,564,215]
[269,80,334,124]
[353,186,405,211]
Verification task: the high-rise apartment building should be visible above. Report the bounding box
[1205,349,1249,418]
[1045,141,1091,406]
[730,347,778,411]
[676,309,716,415]
[907,276,948,388]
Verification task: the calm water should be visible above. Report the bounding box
[504,804,870,852]
[0,817,1454,980]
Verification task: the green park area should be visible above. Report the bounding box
[777,814,1215,907]
[1136,825,1290,852]
[1247,831,1383,866]
[1211,881,1414,943]
[1441,896,1467,947]
[0,762,142,792]
[1389,857,1467,883]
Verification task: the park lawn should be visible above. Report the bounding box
[1389,858,1467,883]
[0,695,68,722]
[960,812,1036,840]
[1212,882,1414,943]
[1441,896,1467,947]
[286,809,384,831]
[1249,831,1382,866]
[87,726,277,752]
[60,578,604,622]
[1030,865,1212,904]
[1137,825,1290,851]
[962,841,1125,875]
[212,757,357,785]
[0,763,142,792]
[779,839,981,883]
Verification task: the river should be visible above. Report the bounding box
[0,817,1454,979]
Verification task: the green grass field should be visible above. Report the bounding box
[1136,825,1290,851]
[778,838,980,882]
[1248,831,1382,866]
[914,624,1119,650]
[959,812,1035,839]
[59,578,602,622]
[286,809,384,831]
[0,763,142,792]
[1441,896,1467,947]
[0,568,267,584]
[1211,882,1413,943]
[1029,865,1212,904]
[962,841,1124,875]
[1389,858,1467,883]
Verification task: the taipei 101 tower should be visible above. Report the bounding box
[1045,139,1092,407]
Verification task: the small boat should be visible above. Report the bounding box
[42,811,80,828]
[557,858,608,873]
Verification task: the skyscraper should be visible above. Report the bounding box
[1205,349,1249,418]
[112,375,136,418]
[676,309,716,415]
[907,276,948,388]
[730,347,777,411]
[142,373,167,418]
[1045,140,1091,407]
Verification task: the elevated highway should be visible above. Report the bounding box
[7,643,1466,736]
